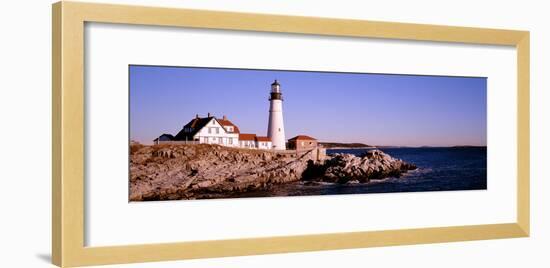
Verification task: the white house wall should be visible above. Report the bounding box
[257,141,273,150]
[240,140,256,149]
[194,119,240,147]
[188,118,274,150]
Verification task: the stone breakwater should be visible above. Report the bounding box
[129,144,416,201]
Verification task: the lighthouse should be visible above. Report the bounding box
[267,80,286,150]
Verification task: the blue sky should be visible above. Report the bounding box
[130,65,487,147]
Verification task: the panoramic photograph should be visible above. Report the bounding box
[129,65,487,201]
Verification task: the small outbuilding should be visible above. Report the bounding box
[288,135,318,151]
[153,134,174,145]
[239,133,257,148]
[255,136,273,150]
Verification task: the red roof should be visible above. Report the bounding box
[239,133,256,141]
[174,115,241,141]
[218,118,240,133]
[288,135,317,141]
[255,136,271,142]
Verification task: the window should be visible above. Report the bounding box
[229,138,233,144]
[208,127,212,134]
[216,127,220,134]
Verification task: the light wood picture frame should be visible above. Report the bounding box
[52,1,530,267]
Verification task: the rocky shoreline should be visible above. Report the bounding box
[129,144,416,201]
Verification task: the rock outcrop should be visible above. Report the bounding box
[130,144,314,201]
[129,144,416,201]
[302,150,417,184]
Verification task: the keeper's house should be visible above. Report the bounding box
[154,113,272,150]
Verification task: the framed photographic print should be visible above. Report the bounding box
[52,1,530,267]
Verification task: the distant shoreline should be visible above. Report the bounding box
[319,142,487,150]
[325,146,377,150]
[375,145,487,149]
[318,142,372,149]
[326,145,487,149]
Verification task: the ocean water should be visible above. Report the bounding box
[231,147,487,198]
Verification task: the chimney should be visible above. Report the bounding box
[195,114,199,119]
[223,115,227,120]
[207,112,211,117]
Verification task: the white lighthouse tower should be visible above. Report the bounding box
[267,80,286,150]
